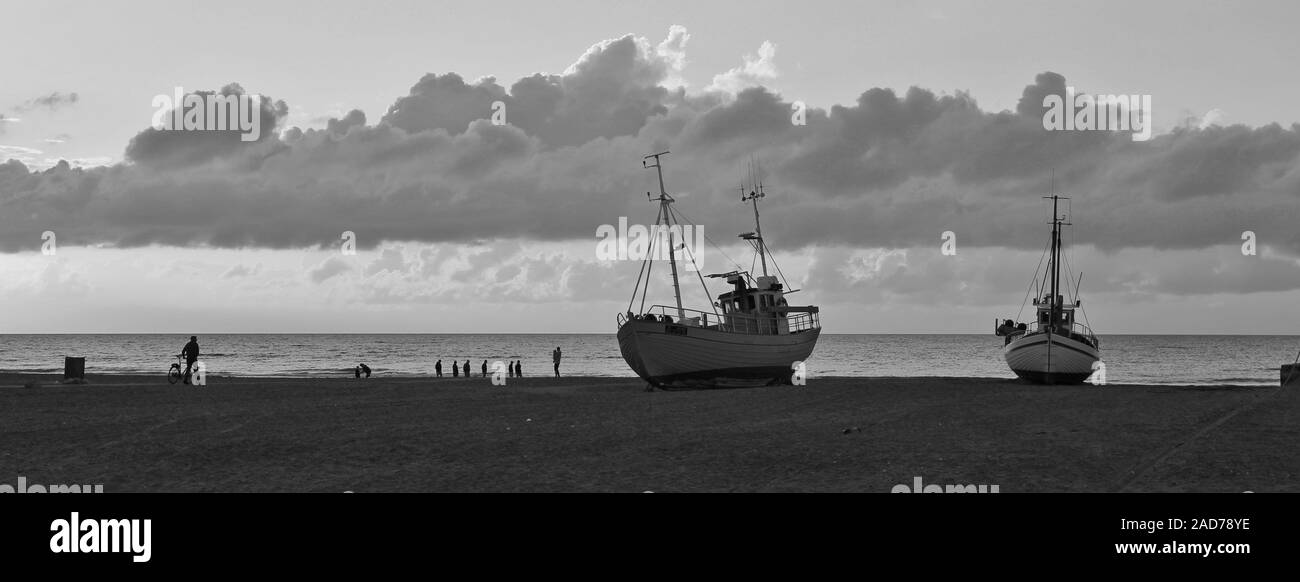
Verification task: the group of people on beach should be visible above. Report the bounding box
[430,347,563,379]
[434,359,520,378]
[177,336,565,381]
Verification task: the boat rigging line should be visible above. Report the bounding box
[625,152,799,320]
[1017,240,1052,321]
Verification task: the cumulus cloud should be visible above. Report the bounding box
[708,40,778,94]
[124,83,288,167]
[364,246,410,276]
[0,28,1298,270]
[656,24,691,88]
[326,109,367,137]
[805,243,1300,305]
[0,145,41,166]
[308,256,353,283]
[314,241,632,306]
[291,237,1300,313]
[381,73,507,136]
[221,263,262,278]
[1199,108,1225,129]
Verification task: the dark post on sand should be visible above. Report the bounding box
[1282,364,1299,387]
[64,356,86,380]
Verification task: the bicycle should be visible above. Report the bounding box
[167,354,188,385]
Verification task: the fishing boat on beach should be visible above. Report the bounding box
[995,193,1100,384]
[616,152,821,389]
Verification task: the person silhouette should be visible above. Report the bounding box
[354,365,361,379]
[181,336,200,385]
[482,360,488,378]
[452,360,459,378]
[463,360,470,378]
[361,363,371,378]
[435,359,442,378]
[514,360,521,378]
[552,347,561,378]
[508,360,514,378]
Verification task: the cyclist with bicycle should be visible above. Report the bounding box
[181,336,200,385]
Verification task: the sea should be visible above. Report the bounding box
[1,334,1295,386]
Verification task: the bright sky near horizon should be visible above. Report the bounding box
[2,0,1299,333]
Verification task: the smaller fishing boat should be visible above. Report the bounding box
[996,192,1100,384]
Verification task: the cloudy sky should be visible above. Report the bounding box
[2,0,1298,333]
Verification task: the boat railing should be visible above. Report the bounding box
[618,304,820,335]
[1029,320,1099,348]
[1001,319,1099,348]
[1068,322,1099,347]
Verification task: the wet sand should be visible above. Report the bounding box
[0,373,1293,492]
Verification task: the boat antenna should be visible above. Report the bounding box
[643,151,685,321]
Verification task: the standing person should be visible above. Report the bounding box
[552,347,561,378]
[181,336,200,385]
[435,359,443,378]
[515,360,521,378]
[508,360,514,378]
[452,360,459,378]
[481,360,488,378]
[361,363,371,378]
[354,365,361,379]
[463,360,470,379]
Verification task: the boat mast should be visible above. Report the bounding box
[1050,194,1061,323]
[741,163,769,278]
[644,151,685,320]
[1045,177,1071,329]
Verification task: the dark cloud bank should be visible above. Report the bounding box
[2,34,1298,255]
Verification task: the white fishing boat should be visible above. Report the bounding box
[616,152,821,389]
[995,193,1100,384]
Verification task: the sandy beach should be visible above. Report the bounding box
[0,373,1293,493]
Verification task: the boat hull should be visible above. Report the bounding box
[617,318,820,389]
[1003,331,1099,385]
